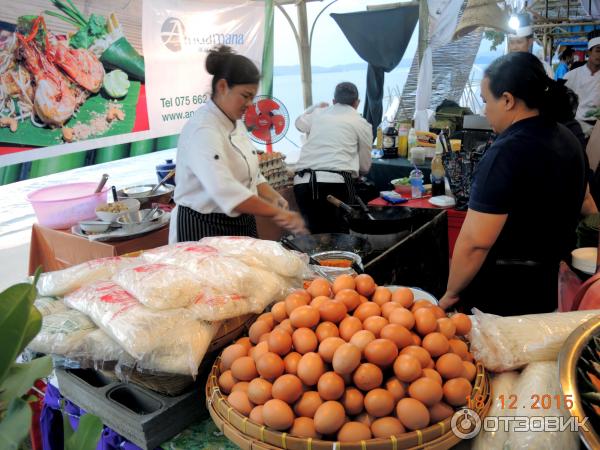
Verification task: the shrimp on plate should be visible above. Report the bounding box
[17,32,77,127]
[27,17,105,93]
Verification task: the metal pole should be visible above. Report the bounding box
[297,0,313,108]
[418,0,429,64]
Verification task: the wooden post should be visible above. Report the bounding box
[297,0,313,108]
[418,0,429,64]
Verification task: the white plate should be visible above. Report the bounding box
[386,285,438,305]
[72,212,170,242]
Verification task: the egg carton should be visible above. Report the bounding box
[56,367,203,450]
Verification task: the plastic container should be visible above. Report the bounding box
[27,183,109,229]
[409,146,427,165]
[156,159,176,186]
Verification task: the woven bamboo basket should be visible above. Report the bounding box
[206,358,491,450]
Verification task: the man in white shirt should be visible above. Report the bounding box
[564,31,600,137]
[507,25,555,79]
[292,82,373,233]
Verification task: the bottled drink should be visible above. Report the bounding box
[407,128,417,153]
[383,124,399,158]
[409,168,424,199]
[397,123,409,158]
[431,152,446,197]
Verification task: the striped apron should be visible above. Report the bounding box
[176,205,258,241]
[294,169,357,203]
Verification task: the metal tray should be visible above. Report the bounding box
[71,213,170,242]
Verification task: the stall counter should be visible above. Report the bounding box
[28,223,168,275]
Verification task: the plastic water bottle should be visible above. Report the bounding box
[409,168,424,199]
[408,128,417,152]
[431,142,446,197]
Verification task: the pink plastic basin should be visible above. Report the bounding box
[27,183,109,229]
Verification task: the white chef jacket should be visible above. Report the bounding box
[565,64,600,136]
[292,103,373,184]
[168,100,266,243]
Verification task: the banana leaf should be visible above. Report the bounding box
[101,37,145,82]
[0,81,141,147]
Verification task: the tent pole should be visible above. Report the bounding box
[418,0,429,64]
[297,0,313,108]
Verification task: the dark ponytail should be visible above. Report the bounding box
[205,45,260,98]
[484,52,570,122]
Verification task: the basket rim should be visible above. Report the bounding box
[206,357,491,449]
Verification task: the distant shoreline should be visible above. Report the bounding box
[274,54,498,76]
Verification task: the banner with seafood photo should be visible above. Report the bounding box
[0,0,264,166]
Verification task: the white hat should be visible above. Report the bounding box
[589,36,600,50]
[513,25,533,37]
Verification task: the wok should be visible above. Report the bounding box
[345,205,419,235]
[327,195,419,235]
[286,233,372,259]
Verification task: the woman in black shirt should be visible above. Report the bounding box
[439,52,587,316]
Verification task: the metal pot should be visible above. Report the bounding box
[117,184,174,208]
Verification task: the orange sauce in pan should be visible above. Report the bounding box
[318,259,353,268]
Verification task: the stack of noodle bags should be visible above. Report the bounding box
[469,308,600,449]
[27,238,308,377]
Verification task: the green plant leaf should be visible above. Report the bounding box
[19,306,43,356]
[0,398,32,450]
[66,414,103,450]
[0,357,52,403]
[0,283,36,383]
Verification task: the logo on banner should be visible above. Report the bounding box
[160,17,246,53]
[161,17,186,51]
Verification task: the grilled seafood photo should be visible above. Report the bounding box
[0,0,146,144]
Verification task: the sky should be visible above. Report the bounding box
[273,0,419,67]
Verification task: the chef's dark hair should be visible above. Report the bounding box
[484,52,570,122]
[334,82,359,106]
[206,45,260,97]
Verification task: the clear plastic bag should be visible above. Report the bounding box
[37,256,137,296]
[27,309,96,355]
[472,371,520,450]
[34,297,67,316]
[68,328,125,367]
[139,242,220,264]
[198,236,309,278]
[112,263,204,310]
[469,308,600,372]
[505,362,579,450]
[64,280,203,361]
[142,243,298,314]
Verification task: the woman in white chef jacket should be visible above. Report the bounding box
[169,46,306,242]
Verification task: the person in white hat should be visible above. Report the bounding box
[507,24,555,79]
[564,30,600,137]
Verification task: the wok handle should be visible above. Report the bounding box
[327,195,358,217]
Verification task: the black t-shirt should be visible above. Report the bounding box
[463,116,586,315]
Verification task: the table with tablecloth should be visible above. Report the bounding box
[369,196,467,256]
[366,157,432,192]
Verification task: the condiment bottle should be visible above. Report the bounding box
[397,123,409,158]
[430,149,445,197]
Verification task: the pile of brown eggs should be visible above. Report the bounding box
[217,274,474,442]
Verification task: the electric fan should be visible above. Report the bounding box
[243,95,289,153]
